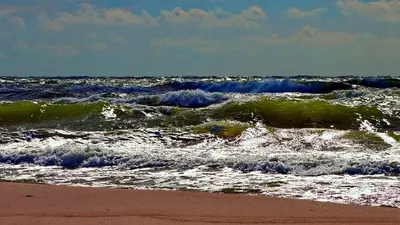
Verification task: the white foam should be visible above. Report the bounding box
[101,105,117,120]
[0,128,399,208]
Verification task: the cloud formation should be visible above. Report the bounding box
[0,0,398,76]
[38,13,64,30]
[236,25,400,62]
[336,0,400,22]
[159,5,266,28]
[238,25,357,52]
[39,3,267,29]
[285,7,327,18]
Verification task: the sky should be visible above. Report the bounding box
[0,0,399,76]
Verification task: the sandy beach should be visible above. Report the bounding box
[0,182,398,225]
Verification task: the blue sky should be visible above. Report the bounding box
[0,0,399,76]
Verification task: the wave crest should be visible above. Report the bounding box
[160,90,227,108]
[170,79,352,94]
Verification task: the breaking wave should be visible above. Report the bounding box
[2,76,400,208]
[0,128,399,176]
[52,90,228,108]
[1,96,399,131]
[2,77,400,103]
[169,79,352,94]
[159,90,227,108]
[1,149,399,176]
[349,78,400,89]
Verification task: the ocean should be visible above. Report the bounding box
[0,76,399,208]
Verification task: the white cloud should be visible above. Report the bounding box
[235,25,400,60]
[15,40,30,50]
[0,6,28,28]
[159,6,267,28]
[35,42,79,56]
[38,13,64,31]
[285,7,328,19]
[237,25,357,52]
[51,3,155,26]
[212,8,231,17]
[151,37,220,53]
[292,26,357,47]
[336,0,400,22]
[40,3,266,29]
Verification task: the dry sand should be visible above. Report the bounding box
[0,182,399,225]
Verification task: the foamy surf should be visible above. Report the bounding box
[1,76,400,208]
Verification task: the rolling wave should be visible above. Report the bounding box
[349,78,400,89]
[1,96,398,131]
[2,77,400,103]
[54,90,229,108]
[159,90,227,108]
[169,79,353,93]
[0,101,107,126]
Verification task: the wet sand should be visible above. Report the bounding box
[0,182,399,225]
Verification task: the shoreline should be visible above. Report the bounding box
[0,182,399,225]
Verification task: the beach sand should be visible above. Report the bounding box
[0,182,399,225]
